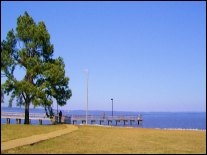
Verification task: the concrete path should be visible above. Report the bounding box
[1,125,78,151]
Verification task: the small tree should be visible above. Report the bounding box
[1,11,72,124]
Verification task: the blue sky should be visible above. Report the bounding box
[1,1,206,112]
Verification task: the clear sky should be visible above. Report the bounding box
[1,1,206,112]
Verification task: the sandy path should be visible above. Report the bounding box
[1,125,78,151]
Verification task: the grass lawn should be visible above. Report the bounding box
[1,125,206,154]
[1,124,67,142]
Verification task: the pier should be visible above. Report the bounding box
[1,112,51,125]
[1,112,143,126]
[1,112,72,125]
[70,115,143,126]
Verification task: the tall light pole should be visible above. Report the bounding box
[84,69,89,125]
[111,98,113,117]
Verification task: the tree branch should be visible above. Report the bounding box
[22,92,26,101]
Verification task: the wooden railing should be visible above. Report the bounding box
[1,112,143,125]
[1,112,50,120]
[70,115,143,121]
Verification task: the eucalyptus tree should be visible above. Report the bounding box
[1,11,72,124]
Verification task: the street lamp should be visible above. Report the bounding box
[84,69,89,125]
[111,98,113,117]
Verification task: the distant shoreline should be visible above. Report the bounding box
[1,106,206,113]
[79,124,206,131]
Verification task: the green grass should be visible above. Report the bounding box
[1,124,67,142]
[1,125,206,154]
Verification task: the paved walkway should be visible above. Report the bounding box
[1,125,78,151]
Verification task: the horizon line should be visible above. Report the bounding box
[1,106,206,113]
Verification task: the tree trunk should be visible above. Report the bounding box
[24,101,30,124]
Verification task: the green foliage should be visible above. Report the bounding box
[1,89,4,103]
[1,11,72,122]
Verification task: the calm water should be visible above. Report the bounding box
[1,107,206,130]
